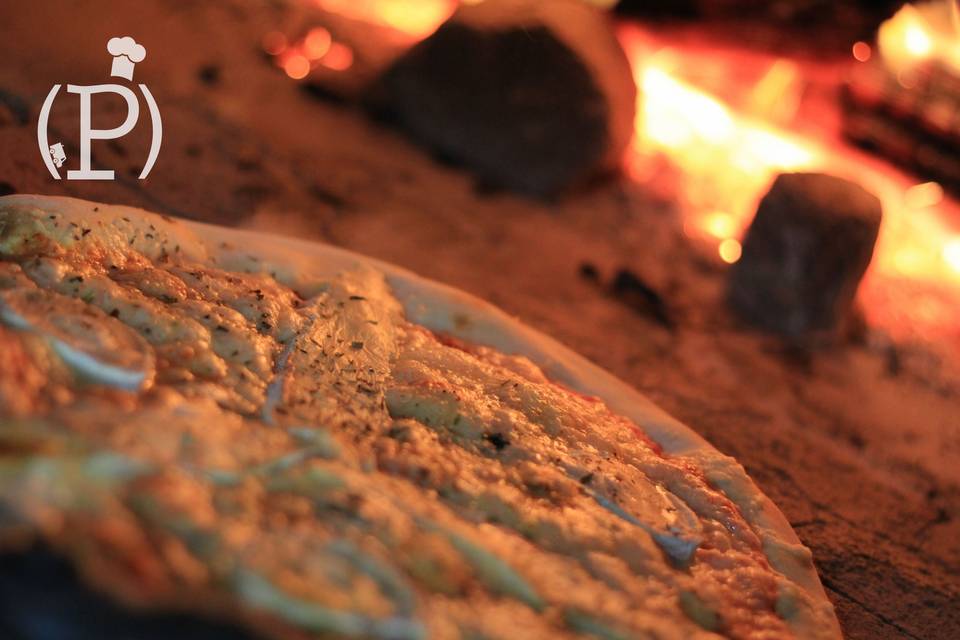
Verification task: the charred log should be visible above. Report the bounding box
[377,0,636,197]
[727,172,882,339]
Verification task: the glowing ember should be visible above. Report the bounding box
[283,54,311,80]
[703,211,737,240]
[311,0,617,39]
[718,238,742,264]
[904,181,944,209]
[303,27,332,60]
[852,41,872,62]
[867,175,960,285]
[905,21,933,57]
[945,238,960,271]
[320,42,354,70]
[314,0,456,39]
[878,1,960,73]
[266,27,354,79]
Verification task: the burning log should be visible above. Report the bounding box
[376,0,636,197]
[843,60,960,195]
[616,0,900,50]
[841,2,960,194]
[727,172,882,339]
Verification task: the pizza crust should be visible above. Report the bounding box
[0,194,841,638]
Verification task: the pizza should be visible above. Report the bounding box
[0,195,841,639]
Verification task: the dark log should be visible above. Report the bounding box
[727,172,882,338]
[377,0,636,197]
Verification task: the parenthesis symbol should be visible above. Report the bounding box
[37,85,61,179]
[139,84,162,179]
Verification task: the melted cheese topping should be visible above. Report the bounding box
[0,200,833,640]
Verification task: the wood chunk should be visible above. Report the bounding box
[377,0,636,197]
[727,172,882,338]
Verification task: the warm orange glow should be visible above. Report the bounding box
[303,28,332,60]
[617,23,960,340]
[878,2,960,73]
[262,31,288,56]
[904,182,944,210]
[283,55,310,80]
[905,23,933,57]
[315,0,456,39]
[703,211,737,239]
[269,27,352,78]
[267,6,960,341]
[868,177,960,284]
[619,29,816,265]
[944,239,960,274]
[852,41,872,62]
[719,238,742,264]
[320,42,354,71]
[747,60,802,124]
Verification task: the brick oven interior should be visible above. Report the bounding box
[0,1,957,639]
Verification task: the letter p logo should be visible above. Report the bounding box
[37,36,162,181]
[67,84,139,180]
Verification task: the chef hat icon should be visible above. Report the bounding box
[107,36,146,81]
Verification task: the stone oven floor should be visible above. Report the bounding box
[1,2,957,638]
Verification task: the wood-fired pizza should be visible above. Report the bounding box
[0,195,841,639]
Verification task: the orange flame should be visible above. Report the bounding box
[620,28,818,263]
[314,0,456,39]
[877,2,960,72]
[276,2,960,341]
[619,20,960,340]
